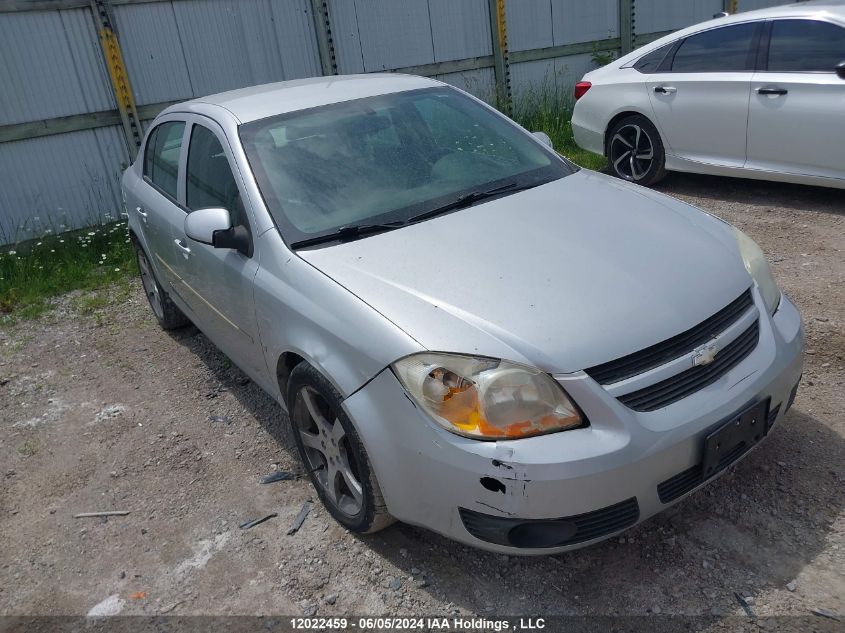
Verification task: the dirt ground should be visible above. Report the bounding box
[1,172,843,628]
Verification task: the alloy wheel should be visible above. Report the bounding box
[137,248,164,320]
[609,123,655,182]
[294,386,364,518]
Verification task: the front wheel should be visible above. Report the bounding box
[287,363,394,534]
[606,115,666,186]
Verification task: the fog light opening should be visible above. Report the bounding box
[507,521,577,548]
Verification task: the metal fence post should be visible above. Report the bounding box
[487,0,512,114]
[310,0,338,76]
[89,0,141,160]
[619,0,634,55]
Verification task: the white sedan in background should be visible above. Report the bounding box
[571,1,845,188]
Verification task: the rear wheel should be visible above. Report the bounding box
[287,363,394,534]
[133,240,190,330]
[606,115,666,186]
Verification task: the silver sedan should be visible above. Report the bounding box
[122,74,803,554]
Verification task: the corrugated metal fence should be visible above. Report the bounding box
[0,0,788,244]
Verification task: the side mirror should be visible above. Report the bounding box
[185,207,252,256]
[837,60,845,80]
[184,207,231,245]
[532,131,554,149]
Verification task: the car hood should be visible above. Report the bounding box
[298,169,751,374]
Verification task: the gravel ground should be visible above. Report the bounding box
[1,173,843,629]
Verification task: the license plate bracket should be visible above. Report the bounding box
[702,398,770,479]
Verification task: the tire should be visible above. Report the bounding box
[287,363,394,534]
[133,239,190,330]
[606,114,666,186]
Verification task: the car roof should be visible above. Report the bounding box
[699,0,845,24]
[727,0,845,21]
[613,0,845,68]
[161,73,443,124]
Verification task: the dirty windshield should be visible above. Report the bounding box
[239,87,572,246]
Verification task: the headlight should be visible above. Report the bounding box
[392,353,584,440]
[732,227,780,314]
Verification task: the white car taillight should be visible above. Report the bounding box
[574,81,592,100]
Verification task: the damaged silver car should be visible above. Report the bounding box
[123,74,803,553]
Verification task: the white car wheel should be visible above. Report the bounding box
[607,115,666,186]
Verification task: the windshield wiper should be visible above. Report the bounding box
[290,222,405,249]
[403,181,536,225]
[290,181,541,249]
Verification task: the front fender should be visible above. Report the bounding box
[253,229,422,402]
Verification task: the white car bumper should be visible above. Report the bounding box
[572,105,604,156]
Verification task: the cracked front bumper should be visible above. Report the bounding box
[342,294,803,554]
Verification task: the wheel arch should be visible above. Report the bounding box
[272,345,366,409]
[127,227,165,287]
[276,350,306,406]
[604,109,656,156]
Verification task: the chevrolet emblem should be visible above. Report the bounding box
[693,341,719,366]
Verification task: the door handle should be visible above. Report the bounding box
[757,87,788,96]
[654,85,676,94]
[136,206,148,219]
[174,238,191,256]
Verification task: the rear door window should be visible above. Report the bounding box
[671,23,758,72]
[143,121,184,199]
[766,19,845,72]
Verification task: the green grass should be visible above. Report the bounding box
[512,85,608,172]
[0,221,135,323]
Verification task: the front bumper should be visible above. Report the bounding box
[343,294,803,554]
